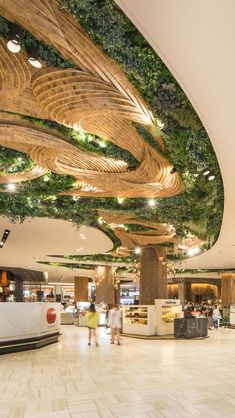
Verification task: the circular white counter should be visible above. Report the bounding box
[0,302,61,354]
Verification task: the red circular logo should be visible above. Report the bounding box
[47,308,56,324]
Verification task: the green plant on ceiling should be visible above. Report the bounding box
[0,147,33,174]
[0,1,224,260]
[58,0,224,232]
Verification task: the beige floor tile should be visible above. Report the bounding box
[1,327,235,417]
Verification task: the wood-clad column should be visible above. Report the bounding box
[178,283,185,305]
[95,266,116,304]
[221,273,235,307]
[74,277,88,302]
[184,282,192,303]
[139,246,167,305]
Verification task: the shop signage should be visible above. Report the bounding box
[47,307,57,324]
[164,300,178,305]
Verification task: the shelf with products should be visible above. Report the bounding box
[162,305,182,323]
[155,299,183,335]
[122,305,155,335]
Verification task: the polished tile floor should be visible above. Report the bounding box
[0,326,235,418]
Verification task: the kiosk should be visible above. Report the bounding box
[0,302,61,354]
[155,299,183,335]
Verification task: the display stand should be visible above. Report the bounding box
[155,299,183,335]
[122,305,155,336]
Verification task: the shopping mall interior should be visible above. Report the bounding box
[0,0,235,417]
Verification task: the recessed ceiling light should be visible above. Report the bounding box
[117,197,124,204]
[208,174,215,181]
[135,247,141,255]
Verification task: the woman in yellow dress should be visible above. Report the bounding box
[85,303,99,346]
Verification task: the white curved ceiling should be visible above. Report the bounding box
[0,217,113,282]
[116,0,235,269]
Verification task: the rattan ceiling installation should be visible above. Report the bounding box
[0,38,31,99]
[99,210,176,253]
[0,166,46,185]
[0,0,183,198]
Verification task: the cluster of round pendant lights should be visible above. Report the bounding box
[7,23,42,68]
[202,168,215,181]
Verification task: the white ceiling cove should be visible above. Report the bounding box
[116,0,235,269]
[0,217,113,282]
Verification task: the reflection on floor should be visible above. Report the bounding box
[0,326,235,417]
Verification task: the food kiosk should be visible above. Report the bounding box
[122,305,156,336]
[155,299,183,335]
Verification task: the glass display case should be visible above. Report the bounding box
[122,305,155,335]
[155,299,183,335]
[161,305,182,323]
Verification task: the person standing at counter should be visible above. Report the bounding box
[108,305,122,345]
[85,303,99,346]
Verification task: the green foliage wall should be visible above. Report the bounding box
[0,0,224,260]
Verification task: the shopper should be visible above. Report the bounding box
[85,303,99,346]
[212,304,221,329]
[108,305,122,345]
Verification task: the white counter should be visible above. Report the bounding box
[0,303,61,353]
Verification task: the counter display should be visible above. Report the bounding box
[155,299,183,335]
[0,302,61,354]
[122,305,155,336]
[174,317,208,338]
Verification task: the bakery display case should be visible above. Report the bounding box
[122,305,155,335]
[155,299,183,335]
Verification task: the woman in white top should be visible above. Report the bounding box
[108,305,122,345]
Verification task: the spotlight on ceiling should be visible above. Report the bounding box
[7,183,16,191]
[187,247,200,257]
[148,199,155,207]
[7,23,23,53]
[208,174,215,181]
[0,229,11,249]
[27,46,42,68]
[202,168,211,176]
[117,197,124,204]
[170,166,177,175]
[135,247,141,255]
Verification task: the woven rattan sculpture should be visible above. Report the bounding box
[0,0,183,199]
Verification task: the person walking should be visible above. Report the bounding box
[85,303,99,346]
[108,305,122,345]
[212,304,221,329]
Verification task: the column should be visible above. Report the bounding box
[95,266,116,304]
[74,277,88,302]
[184,282,192,302]
[178,282,185,304]
[139,246,167,305]
[15,276,23,302]
[55,285,62,302]
[221,273,235,307]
